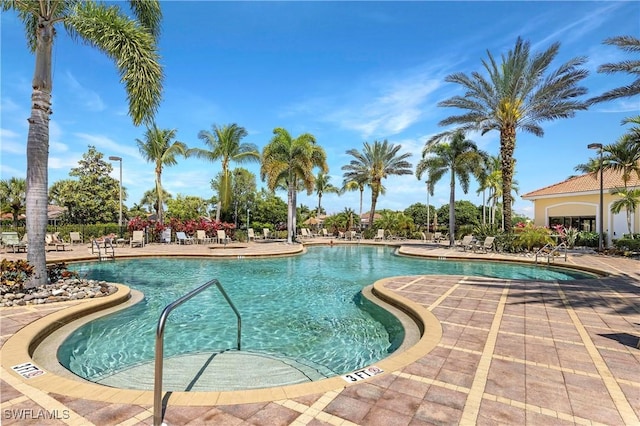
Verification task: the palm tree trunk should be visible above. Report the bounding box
[448,171,456,246]
[500,127,516,233]
[317,194,322,217]
[26,18,55,288]
[155,170,163,224]
[287,180,295,243]
[359,188,364,230]
[370,181,380,230]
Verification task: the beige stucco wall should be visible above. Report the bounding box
[527,192,639,243]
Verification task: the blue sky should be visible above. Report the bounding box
[1,1,638,218]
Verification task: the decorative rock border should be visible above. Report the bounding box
[0,279,118,307]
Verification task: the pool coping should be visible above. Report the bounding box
[0,275,441,406]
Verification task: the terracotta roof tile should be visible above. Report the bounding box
[522,167,640,199]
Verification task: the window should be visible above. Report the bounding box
[549,216,595,232]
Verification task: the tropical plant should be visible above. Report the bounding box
[588,35,640,104]
[610,188,640,238]
[0,177,27,229]
[261,128,328,243]
[1,259,34,291]
[437,37,589,234]
[189,123,260,220]
[342,140,412,227]
[140,187,172,218]
[136,125,187,225]
[3,0,163,286]
[166,195,209,221]
[416,129,487,245]
[314,172,340,217]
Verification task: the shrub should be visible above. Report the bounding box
[1,259,34,291]
[47,262,79,283]
[514,224,553,251]
[613,238,640,252]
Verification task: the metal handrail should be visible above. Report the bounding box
[535,242,568,264]
[153,279,241,426]
[91,239,115,261]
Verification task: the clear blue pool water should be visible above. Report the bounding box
[59,245,594,383]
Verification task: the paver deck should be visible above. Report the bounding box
[1,239,639,425]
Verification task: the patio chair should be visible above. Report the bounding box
[217,230,231,245]
[130,230,145,248]
[432,232,443,243]
[45,233,70,251]
[263,228,271,239]
[176,231,194,245]
[1,231,27,253]
[374,229,385,241]
[321,228,330,238]
[473,236,496,253]
[300,228,310,238]
[247,228,256,241]
[195,230,213,244]
[69,231,83,245]
[455,235,475,251]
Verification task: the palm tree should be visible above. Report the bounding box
[610,188,640,238]
[261,128,328,243]
[416,129,487,245]
[342,168,370,230]
[0,177,27,229]
[189,123,260,221]
[314,172,340,217]
[589,35,640,104]
[136,125,187,225]
[342,140,412,226]
[3,0,163,286]
[140,187,172,219]
[437,37,589,233]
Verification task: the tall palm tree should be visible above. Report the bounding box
[438,37,589,233]
[342,140,412,226]
[0,177,27,229]
[416,129,487,245]
[314,172,340,217]
[261,128,328,243]
[189,123,260,221]
[589,35,640,104]
[136,125,187,225]
[3,0,163,286]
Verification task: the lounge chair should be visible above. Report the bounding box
[455,235,475,251]
[473,236,495,253]
[374,229,385,241]
[195,230,213,244]
[300,228,310,239]
[321,228,330,238]
[69,231,83,245]
[1,231,27,253]
[432,232,443,243]
[45,233,70,251]
[247,228,256,241]
[263,228,271,239]
[217,230,231,245]
[130,230,145,248]
[176,231,194,245]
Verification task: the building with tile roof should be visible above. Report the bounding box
[521,167,640,246]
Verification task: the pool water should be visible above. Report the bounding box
[59,246,593,385]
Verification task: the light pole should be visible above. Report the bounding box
[587,143,603,251]
[108,156,123,229]
[425,180,430,234]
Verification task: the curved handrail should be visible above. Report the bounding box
[153,279,241,426]
[535,242,568,264]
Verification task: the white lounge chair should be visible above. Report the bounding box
[217,230,231,245]
[455,235,475,251]
[473,236,495,253]
[176,231,194,245]
[247,228,256,241]
[195,230,213,244]
[374,229,385,241]
[69,231,83,245]
[130,230,145,247]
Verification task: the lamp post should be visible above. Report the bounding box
[587,143,603,251]
[426,181,430,233]
[108,156,123,229]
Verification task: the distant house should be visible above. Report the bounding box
[521,168,640,245]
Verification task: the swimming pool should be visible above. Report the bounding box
[59,245,594,389]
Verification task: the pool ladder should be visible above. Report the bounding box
[91,239,115,261]
[534,242,568,265]
[153,279,241,426]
